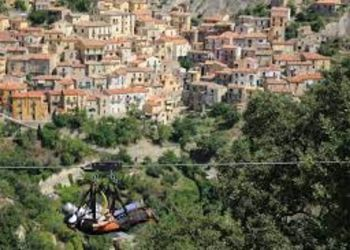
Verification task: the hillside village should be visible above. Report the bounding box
[0,0,348,124]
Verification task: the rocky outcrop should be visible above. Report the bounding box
[167,0,269,17]
[322,12,350,38]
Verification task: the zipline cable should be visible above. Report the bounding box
[0,161,350,169]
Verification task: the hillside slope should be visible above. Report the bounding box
[166,0,268,17]
[322,12,350,37]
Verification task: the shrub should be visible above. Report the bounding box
[146,165,163,178]
[14,0,27,11]
[162,172,179,185]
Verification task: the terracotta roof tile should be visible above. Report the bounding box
[33,75,62,81]
[48,89,87,96]
[58,78,75,85]
[288,72,323,83]
[0,82,27,90]
[104,86,147,95]
[274,54,301,62]
[29,54,51,60]
[12,91,45,98]
[300,52,330,61]
[74,21,110,27]
[314,0,341,5]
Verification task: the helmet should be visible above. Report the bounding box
[62,203,77,215]
[68,214,78,224]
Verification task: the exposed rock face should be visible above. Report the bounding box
[322,12,350,38]
[15,225,26,242]
[167,0,269,17]
[0,196,14,208]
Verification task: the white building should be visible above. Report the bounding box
[104,86,148,117]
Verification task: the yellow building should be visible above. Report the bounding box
[144,96,167,123]
[300,52,331,71]
[0,57,6,78]
[9,18,28,30]
[74,21,112,40]
[44,29,65,47]
[11,91,49,121]
[169,5,191,33]
[0,82,27,108]
[144,95,178,124]
[272,40,295,54]
[77,39,106,63]
[114,0,130,12]
[96,11,136,37]
[0,15,9,31]
[129,0,148,12]
[48,89,87,114]
[269,7,291,42]
[62,89,87,113]
[159,73,182,96]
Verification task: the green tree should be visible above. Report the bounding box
[191,17,200,26]
[60,0,92,12]
[38,123,60,149]
[107,148,134,164]
[26,231,56,250]
[295,9,325,32]
[0,0,7,13]
[14,0,27,11]
[28,10,48,25]
[158,150,179,165]
[58,137,90,165]
[115,117,142,145]
[84,235,113,250]
[210,103,240,129]
[52,110,88,130]
[0,122,5,137]
[151,124,172,145]
[239,3,270,17]
[0,206,23,249]
[287,0,297,16]
[216,63,350,248]
[137,204,245,250]
[145,165,163,178]
[191,132,227,162]
[209,102,232,117]
[318,39,340,57]
[86,117,117,147]
[285,21,299,40]
[171,117,198,148]
[179,57,193,71]
[86,116,142,147]
[14,130,37,149]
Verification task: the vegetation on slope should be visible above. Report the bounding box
[1,61,350,249]
[135,59,350,249]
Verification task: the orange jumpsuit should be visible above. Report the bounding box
[98,220,121,233]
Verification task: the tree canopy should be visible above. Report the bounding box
[137,60,350,249]
[1,61,350,249]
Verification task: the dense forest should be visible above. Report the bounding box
[1,60,350,249]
